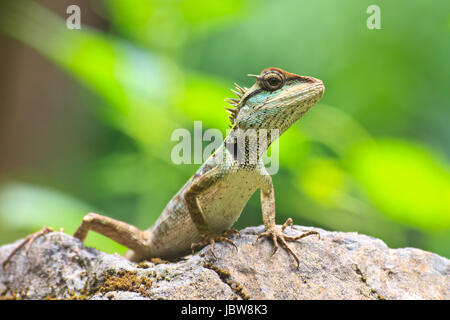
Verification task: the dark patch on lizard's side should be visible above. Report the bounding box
[224,139,238,161]
[224,137,252,164]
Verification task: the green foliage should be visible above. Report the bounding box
[0,0,448,257]
[348,140,450,230]
[0,182,127,254]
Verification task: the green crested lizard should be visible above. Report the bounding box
[3,67,324,268]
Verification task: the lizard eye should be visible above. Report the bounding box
[261,72,285,91]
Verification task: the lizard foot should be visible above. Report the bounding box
[191,229,241,259]
[2,226,55,270]
[255,218,320,268]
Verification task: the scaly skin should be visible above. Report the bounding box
[3,68,324,269]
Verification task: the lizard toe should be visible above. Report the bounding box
[256,220,320,269]
[190,229,240,258]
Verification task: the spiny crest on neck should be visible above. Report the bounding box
[224,82,247,127]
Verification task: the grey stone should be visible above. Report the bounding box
[0,225,448,299]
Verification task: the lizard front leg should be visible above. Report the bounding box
[184,167,240,258]
[256,173,320,268]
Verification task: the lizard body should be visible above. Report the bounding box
[3,67,324,268]
[136,149,267,260]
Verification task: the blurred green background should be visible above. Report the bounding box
[0,0,448,257]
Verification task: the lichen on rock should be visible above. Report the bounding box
[0,226,448,300]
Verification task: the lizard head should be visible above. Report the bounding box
[225,67,324,135]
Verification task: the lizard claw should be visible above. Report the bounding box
[190,229,240,258]
[255,218,320,269]
[2,226,54,270]
[222,228,241,238]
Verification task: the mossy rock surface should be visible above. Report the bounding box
[0,226,448,300]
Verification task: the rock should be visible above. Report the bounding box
[0,225,448,300]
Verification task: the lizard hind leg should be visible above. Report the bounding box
[2,226,55,270]
[73,212,150,259]
[190,228,241,259]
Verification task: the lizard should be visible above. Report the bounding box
[2,67,324,269]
